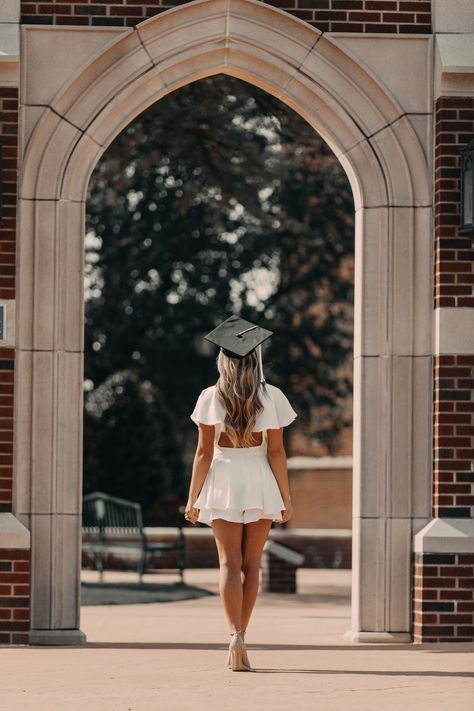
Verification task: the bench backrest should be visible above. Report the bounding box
[83,491,144,542]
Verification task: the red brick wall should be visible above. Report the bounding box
[432,95,474,521]
[435,97,474,309]
[261,553,298,593]
[434,355,474,519]
[0,549,31,645]
[0,348,14,512]
[0,90,24,645]
[0,87,18,514]
[413,552,474,643]
[20,0,432,32]
[424,95,474,643]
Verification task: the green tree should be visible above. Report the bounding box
[84,74,354,525]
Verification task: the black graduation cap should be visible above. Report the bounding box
[204,315,273,359]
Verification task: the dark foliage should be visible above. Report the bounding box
[83,74,354,525]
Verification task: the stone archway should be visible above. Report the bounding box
[15,0,432,644]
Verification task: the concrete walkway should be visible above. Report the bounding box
[1,568,473,711]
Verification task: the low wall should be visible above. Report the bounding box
[286,456,352,529]
[81,527,352,571]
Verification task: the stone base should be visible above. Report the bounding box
[29,629,87,646]
[413,518,474,553]
[412,518,474,643]
[343,630,412,643]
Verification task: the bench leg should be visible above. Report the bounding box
[97,548,105,582]
[178,537,186,584]
[139,548,146,584]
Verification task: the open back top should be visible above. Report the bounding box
[190,382,298,447]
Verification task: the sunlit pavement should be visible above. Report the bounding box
[1,568,473,711]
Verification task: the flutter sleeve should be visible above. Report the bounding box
[273,386,298,428]
[254,384,298,430]
[190,386,226,426]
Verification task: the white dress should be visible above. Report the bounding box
[190,382,298,526]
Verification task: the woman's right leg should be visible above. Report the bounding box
[241,518,272,634]
[212,518,244,633]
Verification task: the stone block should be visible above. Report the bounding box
[16,198,85,351]
[21,26,127,107]
[433,0,474,33]
[434,308,474,355]
[14,349,84,516]
[0,0,20,24]
[30,513,83,630]
[334,35,432,114]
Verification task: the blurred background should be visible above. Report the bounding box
[82,74,355,542]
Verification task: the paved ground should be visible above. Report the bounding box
[1,568,473,711]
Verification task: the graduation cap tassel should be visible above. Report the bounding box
[258,343,265,385]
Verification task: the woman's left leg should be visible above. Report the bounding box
[240,518,272,633]
[211,518,244,633]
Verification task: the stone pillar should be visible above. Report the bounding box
[15,199,87,646]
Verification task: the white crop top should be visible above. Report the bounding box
[190,382,298,445]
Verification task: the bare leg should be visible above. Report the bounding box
[241,518,272,634]
[211,518,244,633]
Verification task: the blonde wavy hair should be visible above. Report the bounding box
[215,348,266,447]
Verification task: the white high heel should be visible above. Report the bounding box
[227,630,252,671]
[227,629,251,668]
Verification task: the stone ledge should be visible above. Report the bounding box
[263,540,305,566]
[435,33,474,96]
[0,513,30,549]
[0,299,16,347]
[144,526,352,539]
[343,630,412,644]
[0,24,18,56]
[287,455,352,470]
[414,518,474,553]
[436,33,474,74]
[29,629,87,646]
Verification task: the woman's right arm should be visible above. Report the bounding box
[266,428,293,522]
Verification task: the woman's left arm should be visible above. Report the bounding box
[186,423,215,514]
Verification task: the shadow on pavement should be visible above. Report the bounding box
[81,580,216,606]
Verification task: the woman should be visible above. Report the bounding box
[184,315,297,672]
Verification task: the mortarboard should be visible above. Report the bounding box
[204,315,273,383]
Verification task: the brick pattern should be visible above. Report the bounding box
[430,97,474,644]
[0,87,18,514]
[435,96,474,308]
[413,552,474,642]
[433,355,474,519]
[0,88,18,300]
[0,549,31,645]
[20,0,432,32]
[261,553,298,593]
[0,348,14,512]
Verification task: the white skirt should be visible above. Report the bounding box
[194,442,286,526]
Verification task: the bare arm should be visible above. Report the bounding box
[266,427,291,504]
[187,422,214,504]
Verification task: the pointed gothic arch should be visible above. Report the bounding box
[16,0,432,644]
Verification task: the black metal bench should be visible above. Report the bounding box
[82,491,186,583]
